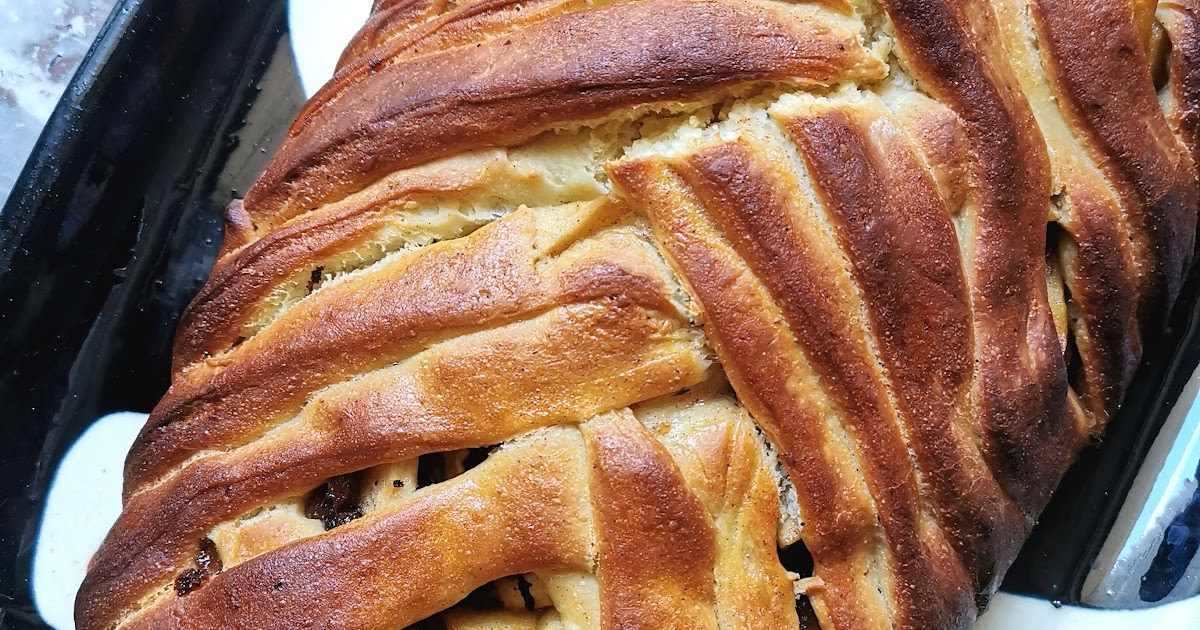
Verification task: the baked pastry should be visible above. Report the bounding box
[75,0,1200,628]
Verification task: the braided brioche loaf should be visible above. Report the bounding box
[77,0,1200,628]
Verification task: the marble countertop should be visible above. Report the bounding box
[0,0,115,208]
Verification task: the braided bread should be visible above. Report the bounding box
[76,0,1200,628]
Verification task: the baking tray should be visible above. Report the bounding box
[0,0,1197,627]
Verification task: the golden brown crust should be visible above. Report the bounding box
[583,412,719,630]
[680,138,974,628]
[121,429,594,630]
[612,121,983,627]
[335,0,447,71]
[983,0,1145,425]
[173,151,516,371]
[609,156,892,629]
[130,209,680,490]
[79,0,1200,628]
[880,0,1075,527]
[80,291,705,630]
[1030,0,1197,322]
[1053,178,1143,418]
[244,0,884,227]
[636,391,800,629]
[1161,1,1200,172]
[778,98,1026,598]
[300,0,594,147]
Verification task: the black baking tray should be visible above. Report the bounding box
[0,0,1197,627]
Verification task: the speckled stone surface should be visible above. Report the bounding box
[0,0,115,208]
